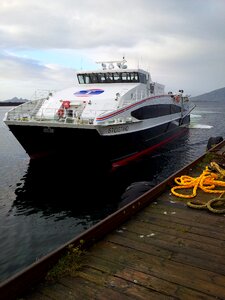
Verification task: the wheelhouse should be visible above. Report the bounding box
[77,71,148,84]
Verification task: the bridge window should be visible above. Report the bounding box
[139,73,147,84]
[77,72,145,84]
[113,72,121,81]
[77,75,85,84]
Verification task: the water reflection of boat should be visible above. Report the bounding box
[11,129,191,218]
[12,159,119,219]
[4,58,195,167]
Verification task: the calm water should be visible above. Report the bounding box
[0,100,225,282]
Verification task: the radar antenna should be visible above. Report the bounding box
[96,58,127,70]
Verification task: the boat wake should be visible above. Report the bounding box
[189,124,213,129]
[191,114,202,118]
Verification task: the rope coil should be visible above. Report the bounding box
[171,163,225,213]
[187,196,225,214]
[171,166,225,199]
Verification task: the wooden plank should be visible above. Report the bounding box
[25,276,134,300]
[146,200,225,228]
[105,230,225,276]
[23,281,75,299]
[80,255,216,300]
[119,217,225,258]
[84,240,225,298]
[75,266,174,300]
[23,290,51,299]
[135,210,225,241]
[124,215,225,248]
[148,198,225,224]
[60,276,133,300]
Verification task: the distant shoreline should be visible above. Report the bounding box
[0,102,25,106]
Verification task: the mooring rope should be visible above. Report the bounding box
[171,166,225,198]
[171,162,225,213]
[187,195,225,214]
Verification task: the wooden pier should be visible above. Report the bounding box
[1,141,225,299]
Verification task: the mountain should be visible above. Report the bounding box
[0,97,29,106]
[2,97,29,103]
[191,87,225,102]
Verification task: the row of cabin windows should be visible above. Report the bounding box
[77,72,147,84]
[131,104,181,120]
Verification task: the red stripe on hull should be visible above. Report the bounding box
[112,128,186,169]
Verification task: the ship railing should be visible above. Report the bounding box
[6,103,137,126]
[6,101,79,124]
[56,107,131,126]
[5,99,47,121]
[31,107,110,125]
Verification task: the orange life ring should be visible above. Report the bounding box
[57,108,64,117]
[175,95,180,103]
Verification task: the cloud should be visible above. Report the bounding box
[0,0,225,99]
[1,0,224,49]
[0,51,74,100]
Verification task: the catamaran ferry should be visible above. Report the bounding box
[4,58,195,167]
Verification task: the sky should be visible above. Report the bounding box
[0,0,225,100]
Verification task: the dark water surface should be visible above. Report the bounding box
[0,100,225,282]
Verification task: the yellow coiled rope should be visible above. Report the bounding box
[171,165,225,199]
[171,163,225,213]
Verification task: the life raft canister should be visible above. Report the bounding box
[62,100,70,109]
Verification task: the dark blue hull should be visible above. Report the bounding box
[8,115,190,166]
